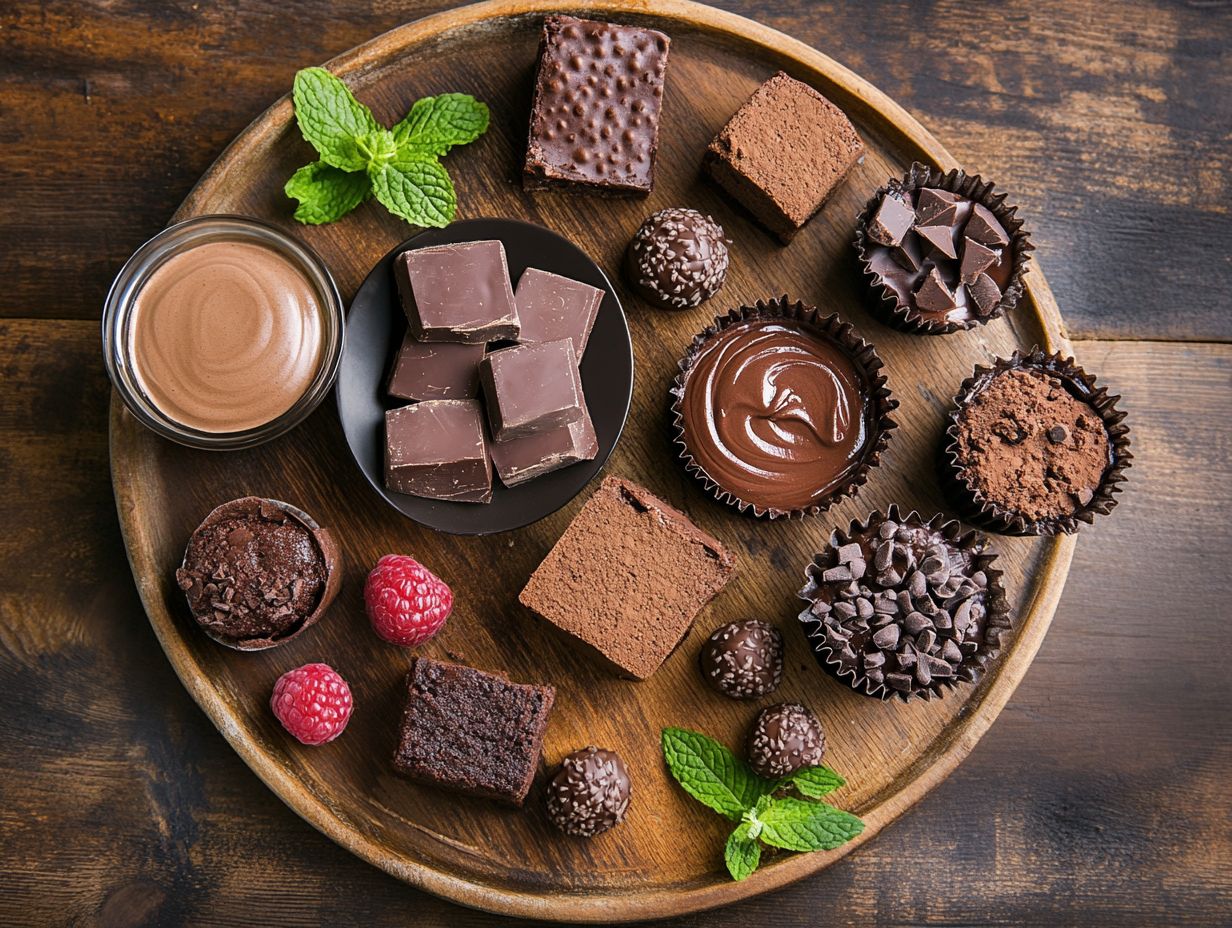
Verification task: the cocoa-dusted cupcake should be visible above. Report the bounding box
[797,506,1012,701]
[670,297,897,519]
[176,497,340,650]
[941,348,1132,535]
[854,162,1033,335]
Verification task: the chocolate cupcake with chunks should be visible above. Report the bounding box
[671,297,897,519]
[941,348,1132,535]
[176,497,340,650]
[797,506,1012,701]
[855,162,1032,335]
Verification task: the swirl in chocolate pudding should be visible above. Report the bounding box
[130,240,324,433]
[681,320,869,511]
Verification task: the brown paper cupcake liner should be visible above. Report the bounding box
[669,296,898,519]
[797,505,1013,703]
[939,348,1132,536]
[176,496,341,651]
[853,162,1034,335]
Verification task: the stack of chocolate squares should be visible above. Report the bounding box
[383,239,605,503]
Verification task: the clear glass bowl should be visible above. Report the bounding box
[102,215,344,450]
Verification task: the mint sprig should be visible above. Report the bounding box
[662,727,864,881]
[284,68,488,228]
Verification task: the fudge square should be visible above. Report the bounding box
[703,71,864,242]
[515,267,604,357]
[392,657,555,806]
[479,339,584,441]
[386,331,485,401]
[519,475,737,679]
[394,240,519,343]
[384,400,492,503]
[523,15,671,196]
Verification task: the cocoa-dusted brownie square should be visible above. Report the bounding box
[519,475,737,679]
[393,657,555,806]
[703,72,864,242]
[524,15,670,196]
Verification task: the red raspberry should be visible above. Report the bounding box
[364,554,453,647]
[270,663,353,746]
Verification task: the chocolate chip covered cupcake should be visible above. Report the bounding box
[854,162,1032,335]
[797,507,1012,701]
[176,497,340,650]
[941,349,1132,534]
[670,297,897,519]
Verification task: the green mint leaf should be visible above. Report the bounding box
[356,129,398,168]
[661,727,768,821]
[392,93,490,157]
[370,156,456,228]
[784,765,846,800]
[724,823,761,881]
[284,161,371,225]
[292,67,380,172]
[757,797,865,852]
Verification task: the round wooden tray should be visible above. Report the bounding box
[110,0,1075,920]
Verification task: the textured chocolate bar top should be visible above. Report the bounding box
[524,15,670,195]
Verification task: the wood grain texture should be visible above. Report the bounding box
[2,323,1228,926]
[1,0,1228,339]
[0,0,1229,925]
[105,1,1074,917]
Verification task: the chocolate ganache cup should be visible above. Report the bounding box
[671,297,897,518]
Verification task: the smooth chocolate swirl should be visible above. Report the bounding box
[681,320,869,511]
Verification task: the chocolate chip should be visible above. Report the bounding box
[907,571,928,598]
[868,194,916,247]
[1047,425,1069,444]
[822,565,852,582]
[964,203,1010,248]
[966,272,1002,317]
[891,233,924,272]
[874,541,895,571]
[886,673,913,692]
[836,542,863,565]
[849,558,867,580]
[904,611,931,635]
[959,237,998,283]
[878,520,898,539]
[856,598,874,619]
[915,660,932,687]
[914,188,961,226]
[864,650,885,669]
[916,628,937,654]
[872,624,900,650]
[914,266,957,312]
[941,639,963,664]
[1076,487,1095,506]
[832,601,857,621]
[915,223,958,261]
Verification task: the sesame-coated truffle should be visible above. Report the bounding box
[699,620,784,699]
[546,746,631,837]
[746,703,826,779]
[625,207,729,310]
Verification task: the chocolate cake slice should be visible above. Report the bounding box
[392,657,555,806]
[519,475,737,679]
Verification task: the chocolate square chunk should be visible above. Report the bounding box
[515,267,604,357]
[385,400,493,503]
[519,475,737,679]
[479,339,584,441]
[387,332,485,401]
[393,657,555,806]
[395,240,519,343]
[703,72,864,242]
[490,392,598,488]
[524,15,670,196]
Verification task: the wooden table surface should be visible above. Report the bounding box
[1,1,1228,925]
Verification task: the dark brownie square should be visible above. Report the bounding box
[703,71,864,242]
[519,475,737,679]
[524,15,670,196]
[392,657,555,806]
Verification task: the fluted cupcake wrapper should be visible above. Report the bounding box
[939,347,1133,536]
[853,162,1034,335]
[669,295,898,519]
[176,496,341,651]
[797,505,1013,703]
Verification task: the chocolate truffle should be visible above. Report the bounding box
[519,475,737,679]
[625,208,729,310]
[546,746,632,837]
[524,15,670,196]
[671,298,897,518]
[797,507,1013,701]
[746,703,825,779]
[392,657,555,806]
[703,72,863,242]
[943,351,1131,535]
[699,620,784,699]
[176,497,340,650]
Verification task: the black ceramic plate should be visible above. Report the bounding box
[337,218,633,535]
